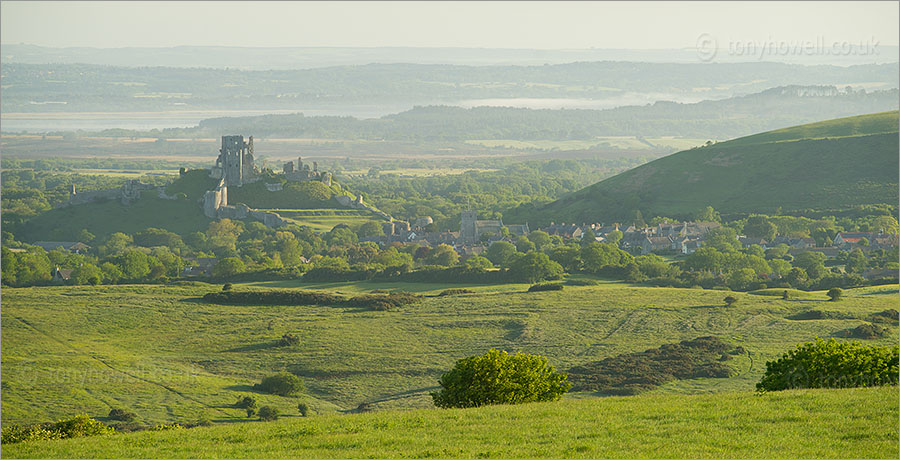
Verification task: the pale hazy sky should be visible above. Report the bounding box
[1,1,897,49]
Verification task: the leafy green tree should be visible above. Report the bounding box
[845,248,868,274]
[605,229,623,246]
[100,262,124,284]
[757,338,898,391]
[704,227,740,252]
[375,247,414,269]
[213,257,246,278]
[463,255,494,270]
[579,242,633,273]
[695,206,721,223]
[727,268,758,291]
[793,251,827,279]
[325,225,358,247]
[723,295,738,307]
[549,245,580,272]
[206,218,244,252]
[486,241,517,267]
[426,244,459,267]
[71,263,103,285]
[118,249,152,281]
[314,255,350,271]
[515,236,536,253]
[827,287,843,301]
[743,215,778,241]
[99,232,133,257]
[682,247,724,273]
[254,372,305,396]
[431,349,571,408]
[356,221,385,238]
[527,230,551,251]
[257,406,279,421]
[508,252,564,283]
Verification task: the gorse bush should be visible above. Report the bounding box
[432,349,571,408]
[2,415,114,444]
[253,372,305,396]
[234,395,258,409]
[757,338,899,391]
[277,333,300,347]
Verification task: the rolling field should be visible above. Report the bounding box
[2,281,896,430]
[3,386,896,458]
[465,137,709,151]
[259,209,385,233]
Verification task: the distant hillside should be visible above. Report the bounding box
[517,111,899,223]
[110,85,898,142]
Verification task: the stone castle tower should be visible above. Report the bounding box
[215,135,257,186]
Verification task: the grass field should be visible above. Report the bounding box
[2,387,897,458]
[259,209,385,233]
[2,281,896,430]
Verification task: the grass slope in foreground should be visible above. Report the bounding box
[539,111,899,222]
[3,387,897,458]
[2,282,897,427]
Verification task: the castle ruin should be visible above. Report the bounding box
[210,135,259,186]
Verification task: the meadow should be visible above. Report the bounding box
[2,387,897,458]
[258,209,385,233]
[2,280,896,429]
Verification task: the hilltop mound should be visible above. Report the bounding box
[523,111,899,222]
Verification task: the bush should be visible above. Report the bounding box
[203,289,343,306]
[107,408,137,422]
[756,338,899,391]
[222,282,233,291]
[827,287,843,301]
[527,283,564,292]
[253,372,305,396]
[277,333,300,347]
[347,292,422,311]
[431,349,571,408]
[437,288,475,296]
[258,406,279,421]
[564,278,599,286]
[297,403,310,417]
[723,295,738,307]
[234,395,258,409]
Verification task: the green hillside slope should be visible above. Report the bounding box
[530,111,899,222]
[2,282,896,427]
[3,387,897,458]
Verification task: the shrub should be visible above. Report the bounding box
[52,414,115,439]
[107,408,137,422]
[234,395,258,409]
[564,278,599,286]
[431,349,571,408]
[203,290,343,306]
[222,282,233,291]
[297,403,310,417]
[723,295,738,307]
[253,372,305,396]
[258,406,279,421]
[756,338,899,391]
[437,288,475,296]
[827,287,843,301]
[527,283,564,292]
[246,407,257,418]
[277,333,300,347]
[348,292,422,311]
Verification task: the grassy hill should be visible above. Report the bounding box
[2,281,896,428]
[525,111,899,223]
[3,386,896,458]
